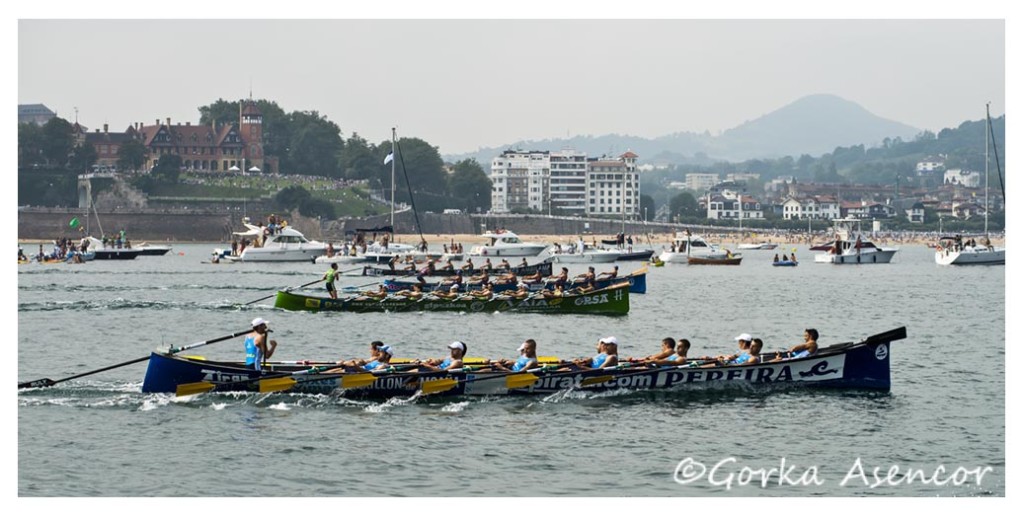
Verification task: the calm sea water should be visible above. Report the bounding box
[17,243,1005,496]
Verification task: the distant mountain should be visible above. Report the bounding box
[443,94,921,166]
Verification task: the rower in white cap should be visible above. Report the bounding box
[573,336,619,369]
[244,317,278,370]
[417,341,467,371]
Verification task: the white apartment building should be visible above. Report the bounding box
[490,150,550,214]
[549,149,588,215]
[686,173,719,192]
[916,155,945,175]
[943,169,981,188]
[704,193,764,220]
[587,151,639,218]
[782,196,841,220]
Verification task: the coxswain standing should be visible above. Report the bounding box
[244,318,278,370]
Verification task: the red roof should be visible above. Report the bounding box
[620,151,638,158]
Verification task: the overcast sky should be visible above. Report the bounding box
[17,19,1006,155]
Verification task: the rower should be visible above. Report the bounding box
[244,318,278,370]
[574,337,619,369]
[490,339,539,372]
[356,285,388,301]
[432,284,461,300]
[626,337,676,363]
[482,258,493,271]
[416,341,467,372]
[461,258,475,272]
[784,328,818,359]
[396,284,424,300]
[652,339,692,366]
[362,345,394,371]
[333,341,384,370]
[440,259,455,272]
[519,257,529,269]
[541,284,565,299]
[469,280,494,299]
[574,267,596,288]
[596,265,619,281]
[498,258,511,270]
[547,267,570,289]
[507,282,531,300]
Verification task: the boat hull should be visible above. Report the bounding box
[687,256,742,265]
[141,327,904,396]
[547,251,620,264]
[363,262,552,278]
[738,243,778,250]
[93,249,142,260]
[615,249,655,261]
[935,247,1005,265]
[772,260,799,267]
[384,269,648,294]
[814,249,897,264]
[274,282,631,315]
[136,246,172,256]
[235,246,328,262]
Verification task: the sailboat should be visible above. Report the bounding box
[935,104,1005,265]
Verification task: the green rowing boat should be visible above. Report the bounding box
[274,281,630,315]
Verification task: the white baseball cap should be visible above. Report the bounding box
[378,345,394,356]
[517,342,528,352]
[448,341,466,352]
[600,336,618,345]
[251,317,269,328]
[735,333,753,342]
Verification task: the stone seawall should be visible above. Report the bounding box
[18,208,238,242]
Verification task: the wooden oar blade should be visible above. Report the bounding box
[580,375,614,387]
[420,378,458,395]
[340,373,377,389]
[504,373,539,389]
[259,377,298,393]
[175,381,217,397]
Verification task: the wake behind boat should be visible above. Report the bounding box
[140,327,907,397]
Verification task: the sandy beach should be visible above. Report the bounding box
[389,232,1004,249]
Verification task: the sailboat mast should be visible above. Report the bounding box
[391,127,397,231]
[984,104,990,236]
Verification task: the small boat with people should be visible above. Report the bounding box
[687,254,742,265]
[274,281,631,315]
[384,265,648,294]
[468,230,548,257]
[812,218,898,264]
[657,231,733,263]
[135,326,908,397]
[85,236,142,260]
[545,239,620,264]
[362,260,552,278]
[215,223,329,262]
[934,235,1004,265]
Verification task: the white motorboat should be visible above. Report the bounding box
[737,242,778,250]
[545,240,620,263]
[813,218,898,264]
[657,233,732,263]
[468,230,548,257]
[217,224,328,262]
[935,236,1004,265]
[84,236,142,260]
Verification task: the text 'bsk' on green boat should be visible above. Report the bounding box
[274,281,630,315]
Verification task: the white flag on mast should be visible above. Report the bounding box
[383,152,394,165]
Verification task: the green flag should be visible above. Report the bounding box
[69,217,80,229]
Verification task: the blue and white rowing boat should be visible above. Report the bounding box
[141,327,906,398]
